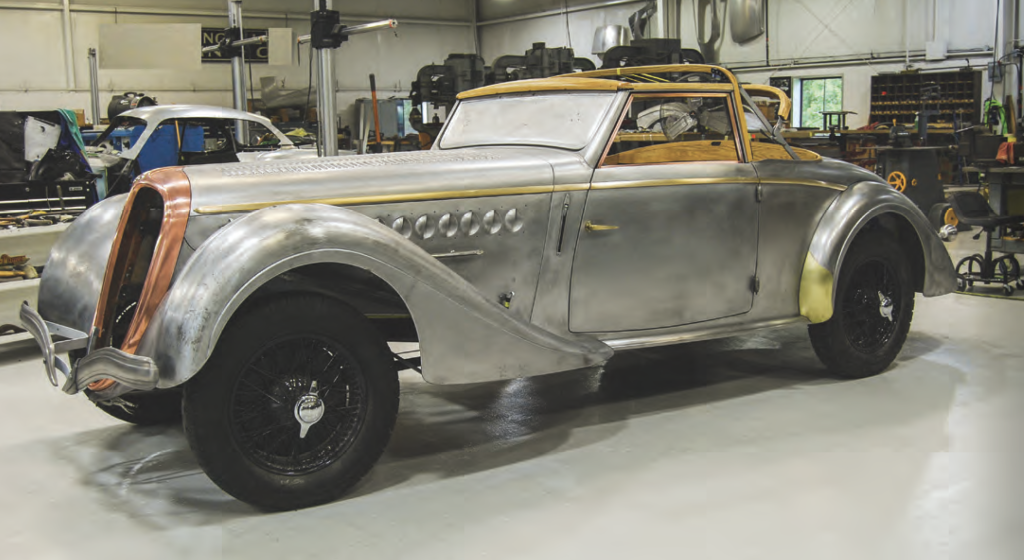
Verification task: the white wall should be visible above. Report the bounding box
[478,1,649,67]
[0,0,475,127]
[714,0,1004,128]
[682,0,995,67]
[476,0,1008,129]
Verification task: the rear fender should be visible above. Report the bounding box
[137,204,612,388]
[799,181,956,323]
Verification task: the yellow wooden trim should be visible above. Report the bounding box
[758,178,846,191]
[591,177,846,191]
[592,177,758,190]
[799,252,834,323]
[743,84,792,120]
[194,178,845,215]
[457,77,633,99]
[194,185,555,215]
[640,73,670,83]
[553,183,591,192]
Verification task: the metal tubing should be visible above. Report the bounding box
[228,0,248,144]
[331,18,397,35]
[87,48,100,126]
[233,35,268,47]
[60,0,75,89]
[202,33,268,54]
[297,18,396,43]
[0,2,468,26]
[316,49,338,156]
[476,0,644,27]
[315,0,339,157]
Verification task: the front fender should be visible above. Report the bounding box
[799,181,956,323]
[137,204,612,388]
[37,194,128,332]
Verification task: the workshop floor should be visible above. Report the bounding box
[0,234,1021,560]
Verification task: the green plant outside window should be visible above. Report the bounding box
[800,77,843,129]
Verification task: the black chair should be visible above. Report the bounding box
[949,191,1024,295]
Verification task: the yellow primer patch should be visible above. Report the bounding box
[799,252,834,323]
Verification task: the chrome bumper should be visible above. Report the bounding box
[19,302,158,394]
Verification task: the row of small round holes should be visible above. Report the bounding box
[387,209,524,240]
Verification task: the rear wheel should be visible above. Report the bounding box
[808,231,914,378]
[183,293,399,510]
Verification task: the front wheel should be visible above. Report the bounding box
[183,294,399,510]
[90,389,182,426]
[808,230,915,379]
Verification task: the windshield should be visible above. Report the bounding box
[439,92,617,150]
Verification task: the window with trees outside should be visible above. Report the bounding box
[799,77,843,129]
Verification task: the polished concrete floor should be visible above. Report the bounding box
[1,237,1022,559]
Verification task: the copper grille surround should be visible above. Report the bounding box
[88,168,192,391]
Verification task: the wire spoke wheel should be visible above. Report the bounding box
[230,335,367,476]
[808,230,914,379]
[183,294,399,510]
[839,259,900,354]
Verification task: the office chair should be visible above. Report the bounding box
[949,191,1024,295]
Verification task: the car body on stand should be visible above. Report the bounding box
[86,105,323,197]
[22,64,956,511]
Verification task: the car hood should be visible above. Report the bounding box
[184,147,563,213]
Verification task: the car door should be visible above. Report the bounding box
[569,92,760,333]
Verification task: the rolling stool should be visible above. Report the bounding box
[949,191,1024,296]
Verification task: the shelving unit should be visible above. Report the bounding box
[869,70,982,125]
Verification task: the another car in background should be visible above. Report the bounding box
[86,105,321,196]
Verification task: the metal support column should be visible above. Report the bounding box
[315,0,338,156]
[228,0,248,143]
[298,8,395,156]
[87,48,101,126]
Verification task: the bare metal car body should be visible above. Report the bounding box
[25,64,955,396]
[21,66,956,509]
[88,105,320,196]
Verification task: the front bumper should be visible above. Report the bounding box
[19,302,158,394]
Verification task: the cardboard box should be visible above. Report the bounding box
[73,109,86,127]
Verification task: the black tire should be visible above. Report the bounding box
[183,293,399,511]
[927,202,957,232]
[926,203,946,231]
[91,389,182,426]
[808,230,914,379]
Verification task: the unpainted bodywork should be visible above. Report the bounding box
[24,65,956,400]
[88,105,322,196]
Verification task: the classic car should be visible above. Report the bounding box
[86,104,321,196]
[21,64,956,510]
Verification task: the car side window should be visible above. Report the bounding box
[741,94,821,162]
[176,119,239,166]
[601,94,743,166]
[227,121,282,150]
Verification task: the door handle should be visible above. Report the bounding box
[584,220,619,232]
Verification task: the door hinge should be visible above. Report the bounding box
[756,183,764,202]
[751,276,760,294]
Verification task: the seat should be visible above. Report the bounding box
[949,191,1024,295]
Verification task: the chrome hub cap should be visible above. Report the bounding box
[877,291,894,322]
[841,259,901,354]
[294,381,325,439]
